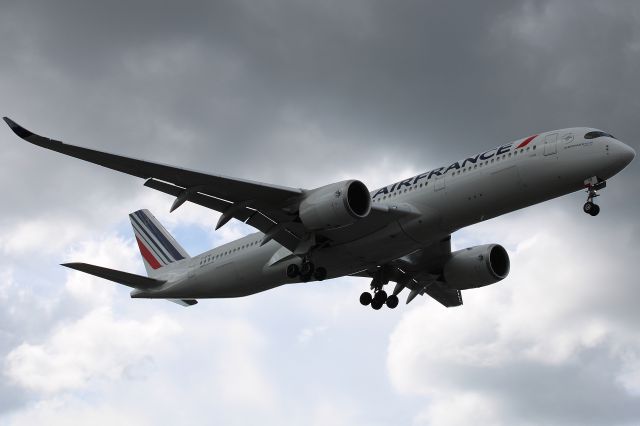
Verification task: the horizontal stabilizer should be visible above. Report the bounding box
[62,262,166,289]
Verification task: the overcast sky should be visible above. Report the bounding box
[1,1,639,425]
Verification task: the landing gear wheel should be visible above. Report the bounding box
[371,298,384,310]
[385,295,399,309]
[590,204,600,216]
[583,202,595,214]
[300,272,312,282]
[300,261,315,277]
[373,290,387,303]
[313,267,327,281]
[286,264,300,278]
[360,292,372,306]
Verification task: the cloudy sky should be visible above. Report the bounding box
[1,1,639,424]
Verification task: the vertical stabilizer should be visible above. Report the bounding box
[129,209,190,276]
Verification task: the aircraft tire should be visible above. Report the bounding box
[371,298,384,310]
[286,264,300,278]
[583,202,594,214]
[590,204,600,216]
[374,290,387,303]
[314,267,327,281]
[300,261,315,276]
[385,295,399,309]
[300,272,312,282]
[360,291,373,306]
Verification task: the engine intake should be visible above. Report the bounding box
[299,180,371,230]
[443,244,510,290]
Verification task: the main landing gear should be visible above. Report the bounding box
[583,178,606,217]
[359,273,399,310]
[286,259,327,282]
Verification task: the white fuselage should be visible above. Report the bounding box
[133,128,635,299]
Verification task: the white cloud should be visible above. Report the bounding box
[63,234,140,306]
[202,318,276,409]
[0,216,91,257]
[4,307,181,394]
[413,393,505,426]
[3,395,151,426]
[387,205,640,424]
[297,325,328,344]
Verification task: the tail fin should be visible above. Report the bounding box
[129,209,190,276]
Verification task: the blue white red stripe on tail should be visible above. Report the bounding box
[128,209,190,276]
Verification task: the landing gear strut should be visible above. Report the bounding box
[583,178,606,217]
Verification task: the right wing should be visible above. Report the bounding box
[4,117,419,253]
[353,236,463,307]
[3,117,301,203]
[4,117,304,250]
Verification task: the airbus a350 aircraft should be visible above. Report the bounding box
[4,117,635,309]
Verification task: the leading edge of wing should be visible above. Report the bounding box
[3,117,303,203]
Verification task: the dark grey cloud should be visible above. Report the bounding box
[2,0,639,189]
[1,1,639,424]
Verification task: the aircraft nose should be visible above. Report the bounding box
[613,141,635,169]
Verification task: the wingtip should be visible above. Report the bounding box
[3,117,34,139]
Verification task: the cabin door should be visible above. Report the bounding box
[544,133,558,156]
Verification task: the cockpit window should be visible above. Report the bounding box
[585,131,615,140]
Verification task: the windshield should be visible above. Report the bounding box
[585,131,616,140]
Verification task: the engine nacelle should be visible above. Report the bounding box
[299,180,371,230]
[443,244,510,290]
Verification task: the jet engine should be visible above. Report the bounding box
[443,244,510,290]
[299,180,371,230]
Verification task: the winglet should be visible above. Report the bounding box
[3,117,35,139]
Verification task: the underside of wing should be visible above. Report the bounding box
[3,117,302,204]
[4,117,419,255]
[353,236,463,307]
[4,117,308,251]
[144,178,302,251]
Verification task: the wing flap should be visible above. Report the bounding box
[62,262,166,289]
[145,178,302,251]
[424,283,463,307]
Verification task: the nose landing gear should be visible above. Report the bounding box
[583,177,606,217]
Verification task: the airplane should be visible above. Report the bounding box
[3,117,635,309]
